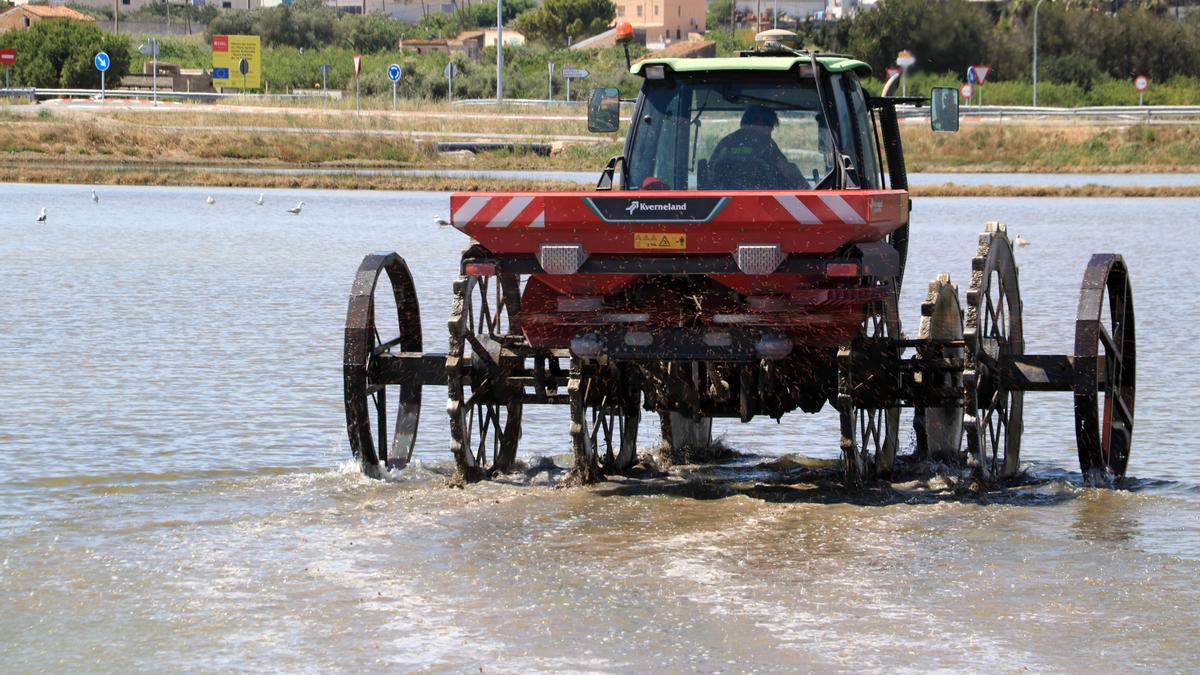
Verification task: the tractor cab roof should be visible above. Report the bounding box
[632,55,872,79]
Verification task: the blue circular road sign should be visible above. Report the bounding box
[387,64,402,82]
[94,51,110,73]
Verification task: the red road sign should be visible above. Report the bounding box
[1134,75,1149,92]
[961,83,973,99]
[971,64,991,84]
[353,54,362,77]
[0,48,15,66]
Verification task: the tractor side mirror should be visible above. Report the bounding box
[587,87,621,133]
[930,86,959,133]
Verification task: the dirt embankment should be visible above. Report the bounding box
[2,105,1199,193]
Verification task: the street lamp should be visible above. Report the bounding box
[1032,0,1047,107]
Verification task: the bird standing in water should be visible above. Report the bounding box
[256,193,264,206]
[91,189,99,203]
[1015,234,1029,247]
[206,196,216,205]
[36,208,47,223]
[287,201,304,215]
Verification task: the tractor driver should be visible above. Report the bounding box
[708,104,806,190]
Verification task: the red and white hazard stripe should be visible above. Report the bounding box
[452,195,545,229]
[773,194,868,225]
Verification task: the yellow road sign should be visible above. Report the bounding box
[212,35,261,90]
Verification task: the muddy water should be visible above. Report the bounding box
[1,184,1198,671]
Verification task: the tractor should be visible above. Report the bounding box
[343,29,1135,488]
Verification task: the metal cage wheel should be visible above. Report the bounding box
[838,285,902,487]
[569,361,641,483]
[914,273,965,463]
[343,252,423,478]
[446,273,524,482]
[1074,254,1136,486]
[964,222,1024,482]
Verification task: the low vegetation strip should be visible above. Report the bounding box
[5,164,1200,198]
[3,107,1200,175]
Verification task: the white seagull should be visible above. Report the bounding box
[433,214,450,227]
[1015,234,1029,247]
[36,207,47,223]
[256,193,264,206]
[206,195,216,205]
[287,201,304,215]
[91,189,99,203]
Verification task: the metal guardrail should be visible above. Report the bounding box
[4,87,1199,122]
[0,87,336,103]
[898,103,1200,123]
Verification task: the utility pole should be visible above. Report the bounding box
[113,0,119,33]
[1032,0,1046,107]
[496,0,504,101]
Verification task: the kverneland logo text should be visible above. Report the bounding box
[625,200,688,215]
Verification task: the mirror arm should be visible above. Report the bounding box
[596,155,625,191]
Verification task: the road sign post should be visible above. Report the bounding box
[139,38,160,105]
[387,63,402,111]
[971,64,991,106]
[1,49,16,90]
[895,50,915,97]
[319,64,330,92]
[94,51,110,99]
[548,62,553,102]
[352,54,362,113]
[1134,75,1148,106]
[562,65,588,102]
[444,62,457,102]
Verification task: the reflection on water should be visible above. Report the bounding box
[1,183,1199,670]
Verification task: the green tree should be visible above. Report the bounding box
[846,0,994,76]
[707,0,735,33]
[515,0,614,47]
[0,19,131,87]
[340,13,405,52]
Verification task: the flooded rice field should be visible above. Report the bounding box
[1,183,1198,671]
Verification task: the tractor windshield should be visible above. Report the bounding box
[626,72,879,191]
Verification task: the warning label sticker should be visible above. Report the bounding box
[634,233,687,250]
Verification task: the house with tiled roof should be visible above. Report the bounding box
[0,4,96,34]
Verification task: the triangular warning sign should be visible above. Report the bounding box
[659,236,670,247]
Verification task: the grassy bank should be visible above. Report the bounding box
[5,164,1200,197]
[3,104,1200,180]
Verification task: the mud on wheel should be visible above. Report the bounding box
[343,253,424,478]
[1074,254,1136,486]
[913,273,965,464]
[838,284,902,487]
[569,360,641,483]
[964,222,1024,482]
[446,272,524,482]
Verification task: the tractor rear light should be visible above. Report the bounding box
[624,331,653,347]
[755,334,794,360]
[736,244,785,275]
[605,313,649,323]
[703,332,733,347]
[463,261,497,276]
[538,244,588,275]
[570,333,604,358]
[557,297,603,312]
[644,65,667,80]
[825,262,860,278]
